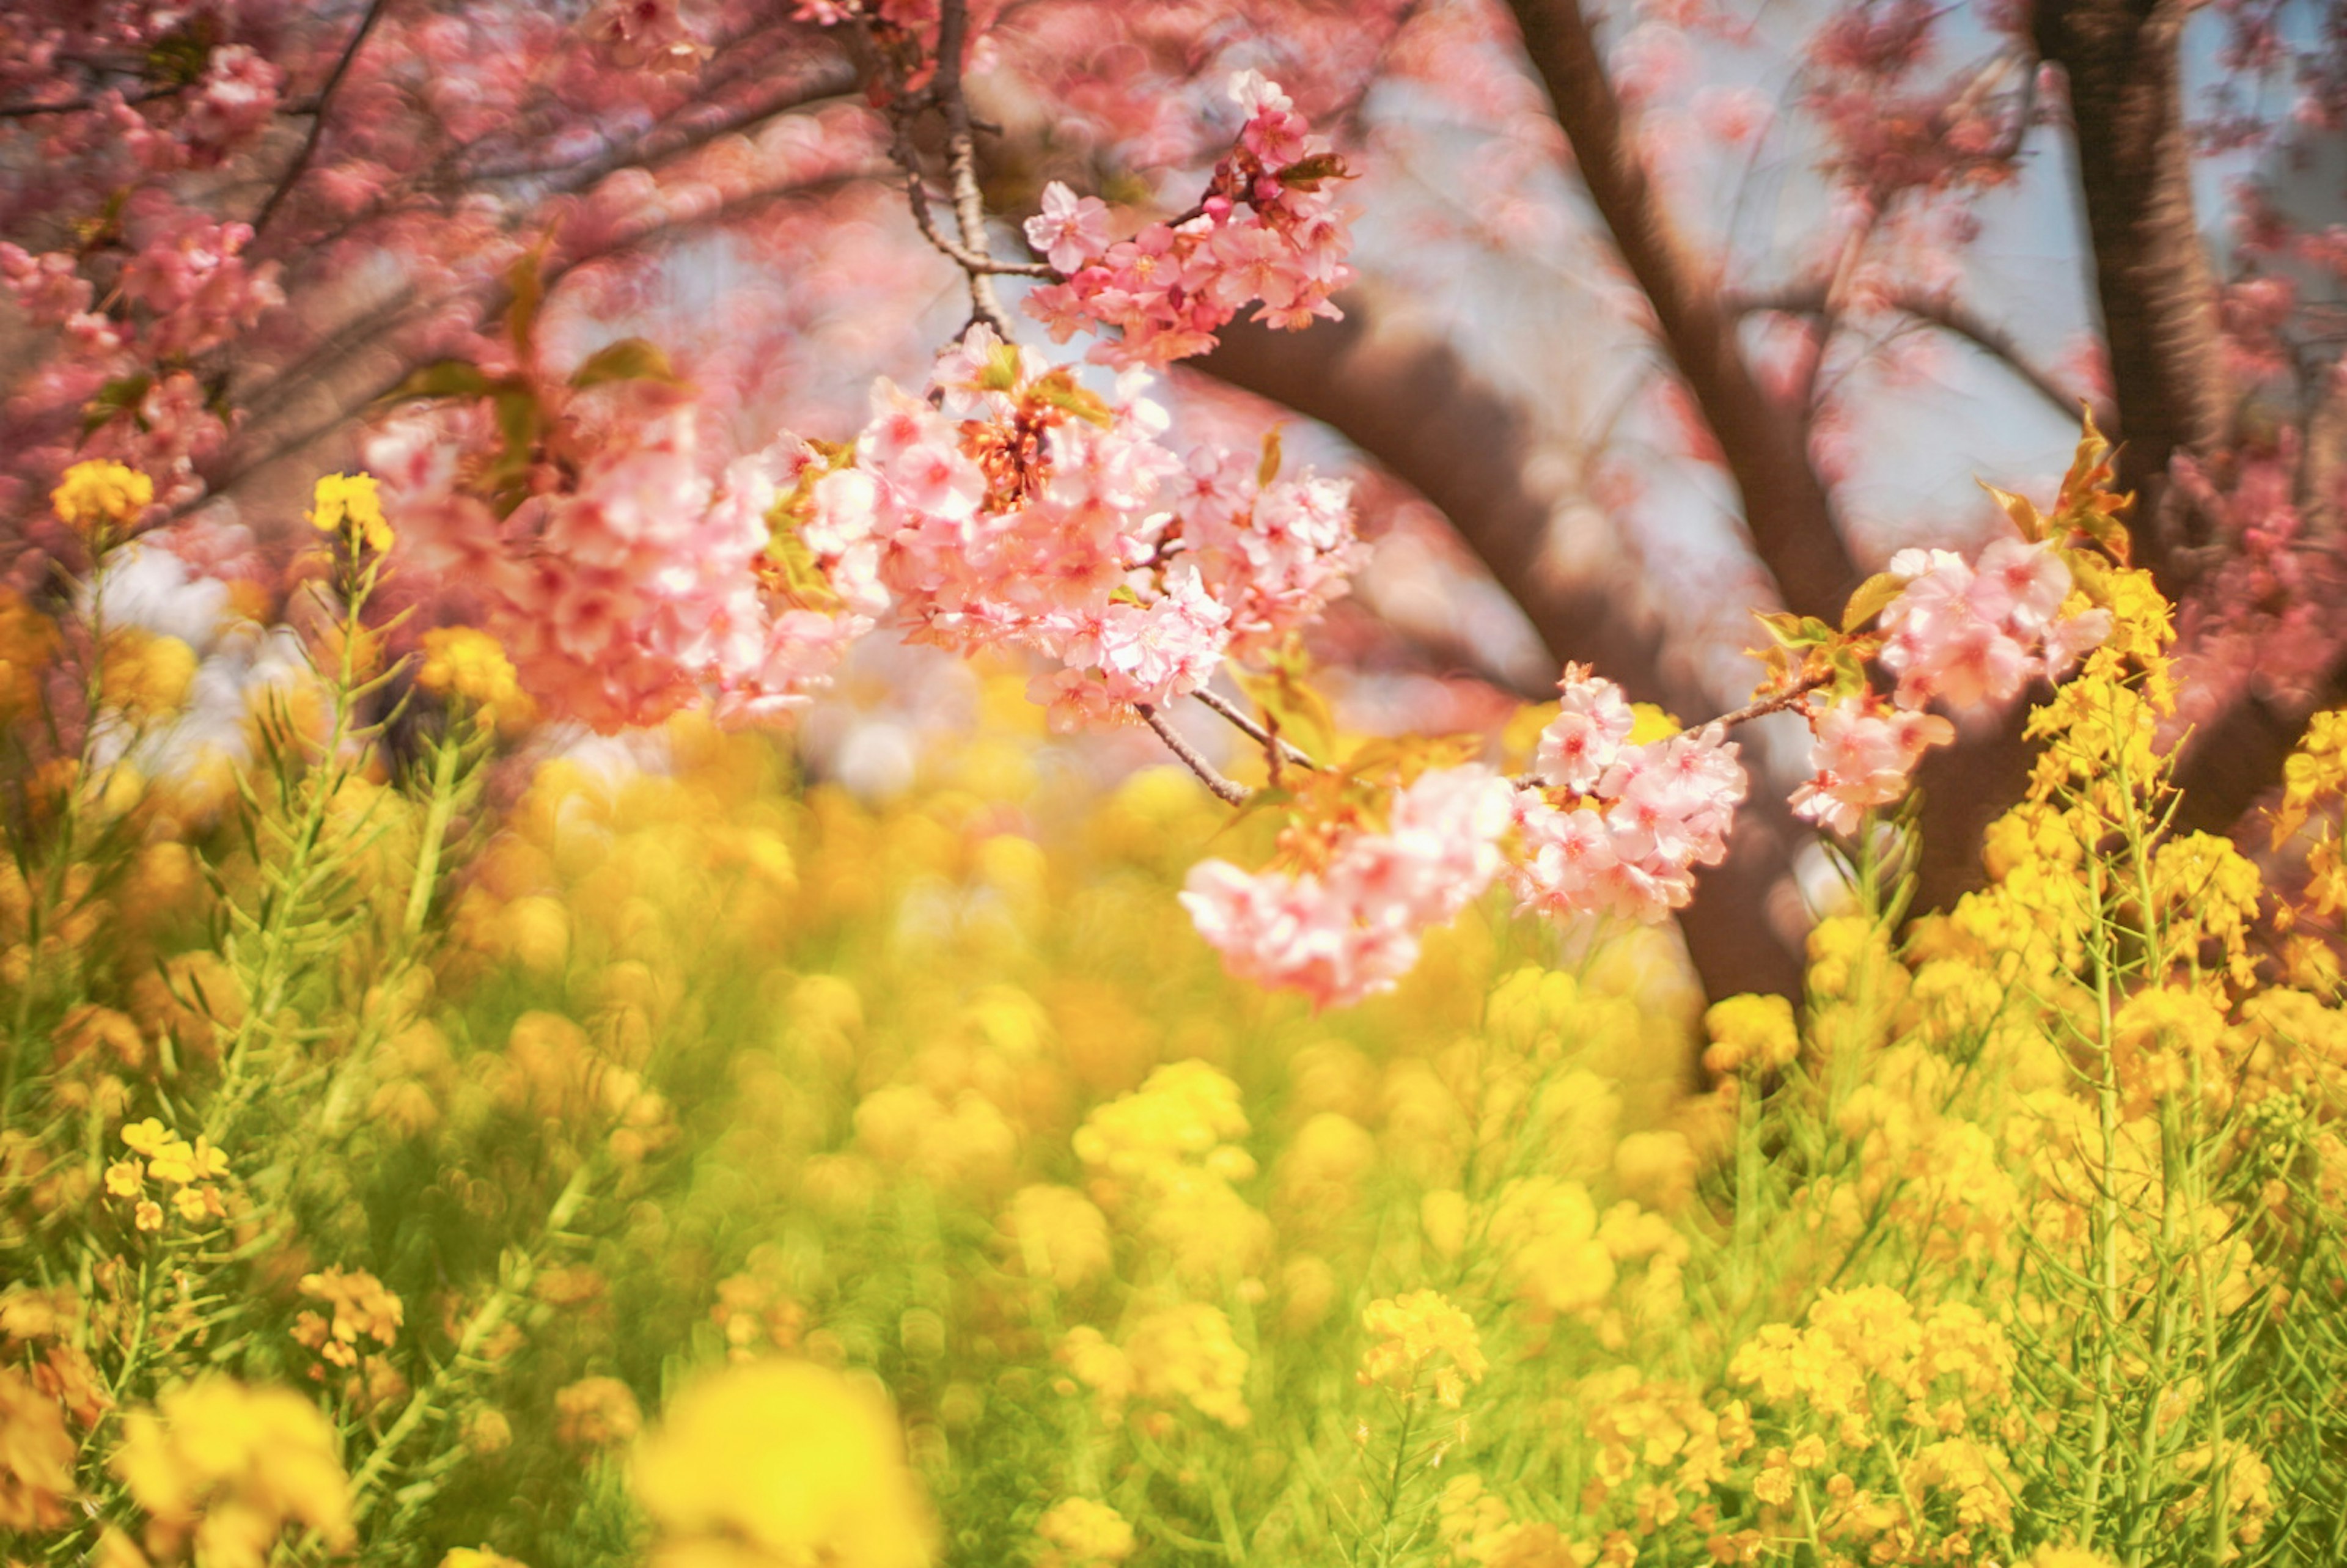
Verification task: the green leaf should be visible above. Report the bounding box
[380,359,493,405]
[1257,428,1284,488]
[1033,372,1113,428]
[507,249,546,360]
[1753,610,1835,650]
[82,373,152,437]
[1840,571,1909,633]
[1276,153,1353,191]
[569,338,680,389]
[1232,651,1338,766]
[1977,480,2044,543]
[763,524,842,612]
[977,343,1022,393]
[491,386,541,457]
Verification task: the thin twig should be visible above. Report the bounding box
[1727,280,2086,423]
[1706,669,1833,730]
[1191,687,1318,770]
[886,119,1053,280]
[1137,703,1250,804]
[251,0,392,238]
[0,83,186,118]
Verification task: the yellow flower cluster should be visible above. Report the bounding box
[0,1364,78,1531]
[307,471,394,554]
[1357,1289,1486,1407]
[0,588,56,720]
[1438,1474,1594,1567]
[1701,992,1798,1075]
[288,1267,404,1370]
[417,626,531,728]
[52,459,154,537]
[1034,1497,1137,1567]
[1071,1059,1271,1289]
[554,1376,642,1451]
[109,1376,354,1568]
[1001,1183,1114,1292]
[108,1118,230,1232]
[631,1360,933,1568]
[1061,1301,1252,1431]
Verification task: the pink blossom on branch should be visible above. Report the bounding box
[1877,537,2109,711]
[1021,71,1356,368]
[1180,766,1513,1008]
[1787,697,1953,836]
[1511,694,1748,926]
[1024,182,1114,273]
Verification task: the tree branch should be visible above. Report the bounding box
[1730,282,2092,423]
[2033,0,2234,592]
[1194,305,1689,713]
[251,0,392,238]
[1191,688,1318,771]
[1137,703,1250,804]
[1502,0,1859,623]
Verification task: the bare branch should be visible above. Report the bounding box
[1137,703,1251,804]
[1191,687,1318,770]
[0,83,186,118]
[1502,0,1859,622]
[252,0,392,237]
[1730,282,2090,423]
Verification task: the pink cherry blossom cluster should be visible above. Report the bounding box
[1787,697,1953,835]
[584,0,711,74]
[1509,671,1749,926]
[1780,535,2112,836]
[0,205,281,521]
[777,327,1362,730]
[1174,445,1368,659]
[1021,73,1354,368]
[1179,766,1514,1009]
[184,46,287,159]
[1876,537,2110,711]
[365,387,878,731]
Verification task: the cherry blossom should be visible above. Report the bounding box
[1024,183,1114,273]
[1507,672,1747,926]
[1788,698,1955,837]
[1878,538,2108,712]
[1180,766,1513,1008]
[1021,72,1356,368]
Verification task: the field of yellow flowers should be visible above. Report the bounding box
[9,465,2347,1568]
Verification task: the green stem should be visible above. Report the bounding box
[402,729,463,938]
[348,1160,594,1517]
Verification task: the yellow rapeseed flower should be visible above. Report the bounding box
[554,1376,643,1451]
[1358,1289,1487,1407]
[1702,993,1799,1075]
[1001,1184,1112,1292]
[307,472,393,554]
[0,589,58,719]
[52,460,153,537]
[632,1359,934,1568]
[1035,1497,1136,1567]
[417,626,531,727]
[290,1267,404,1369]
[109,1375,354,1568]
[0,1366,77,1531]
[1122,1302,1250,1429]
